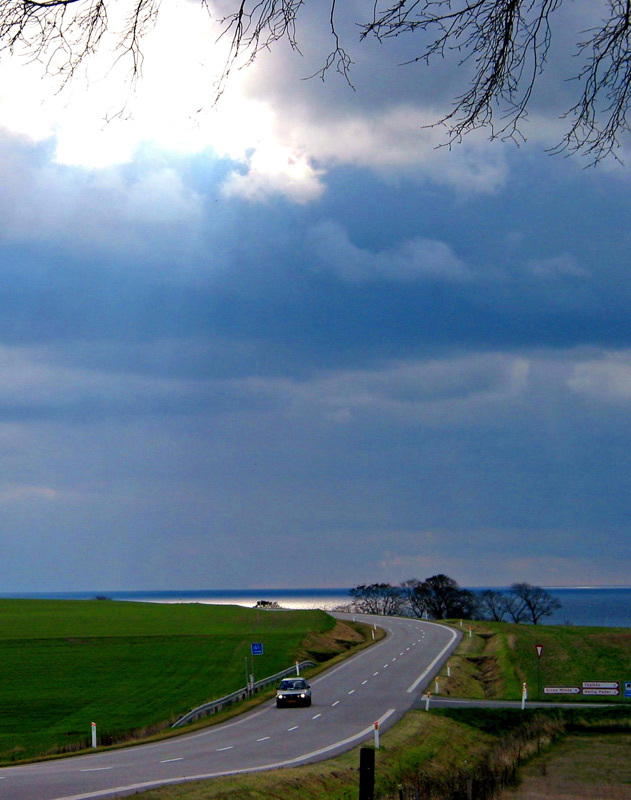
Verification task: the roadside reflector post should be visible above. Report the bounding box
[359,747,375,800]
[447,662,451,678]
[425,691,431,711]
[296,661,300,675]
[91,722,97,749]
[372,629,375,640]
[521,682,528,710]
[374,720,380,749]
[468,628,472,638]
[460,619,463,627]
[435,678,440,694]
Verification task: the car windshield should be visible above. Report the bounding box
[279,680,305,690]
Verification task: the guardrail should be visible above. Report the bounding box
[171,660,317,728]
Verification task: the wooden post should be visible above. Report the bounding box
[359,747,375,800]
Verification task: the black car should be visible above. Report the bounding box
[276,677,312,707]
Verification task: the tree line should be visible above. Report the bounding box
[348,575,561,625]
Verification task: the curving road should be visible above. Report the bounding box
[0,614,460,800]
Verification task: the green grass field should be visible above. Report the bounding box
[0,599,336,763]
[437,620,631,702]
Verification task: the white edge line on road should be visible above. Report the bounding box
[50,710,397,800]
[160,758,184,763]
[407,623,458,694]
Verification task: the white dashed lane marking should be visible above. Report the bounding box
[217,746,233,752]
[257,737,270,742]
[161,758,184,764]
[80,768,112,773]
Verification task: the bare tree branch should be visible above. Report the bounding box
[0,0,630,162]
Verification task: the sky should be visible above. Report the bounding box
[1,0,630,592]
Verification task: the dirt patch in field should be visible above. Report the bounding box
[300,620,366,662]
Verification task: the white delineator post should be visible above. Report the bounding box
[521,682,528,710]
[425,691,431,711]
[447,662,451,678]
[296,661,300,675]
[374,720,380,749]
[435,678,440,694]
[91,722,97,749]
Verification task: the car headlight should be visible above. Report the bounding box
[299,693,306,698]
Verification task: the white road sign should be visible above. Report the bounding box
[582,681,619,689]
[544,686,580,694]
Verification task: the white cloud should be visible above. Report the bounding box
[222,145,325,204]
[236,353,532,427]
[525,254,589,279]
[308,220,470,282]
[568,352,631,401]
[0,485,58,502]
[297,106,509,192]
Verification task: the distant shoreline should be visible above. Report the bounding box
[1,585,630,627]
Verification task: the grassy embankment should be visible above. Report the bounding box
[434,619,631,703]
[133,618,631,800]
[2,606,629,797]
[0,598,367,764]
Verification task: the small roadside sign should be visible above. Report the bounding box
[583,681,619,690]
[583,687,619,696]
[251,642,264,655]
[624,682,631,699]
[544,686,580,695]
[535,644,543,659]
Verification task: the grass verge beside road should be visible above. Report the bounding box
[432,620,631,702]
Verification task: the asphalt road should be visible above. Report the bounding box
[0,613,460,800]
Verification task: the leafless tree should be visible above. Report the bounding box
[2,1,631,161]
[405,574,478,620]
[510,582,561,624]
[348,583,405,616]
[477,589,509,621]
[503,592,528,623]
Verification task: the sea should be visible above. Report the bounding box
[2,586,631,627]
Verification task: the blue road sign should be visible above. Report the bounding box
[251,642,264,655]
[624,681,631,699]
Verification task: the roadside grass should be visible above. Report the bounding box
[0,599,349,764]
[500,733,631,799]
[3,602,631,797]
[126,707,631,800]
[113,711,495,800]
[434,620,631,703]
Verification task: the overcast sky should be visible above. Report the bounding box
[1,0,630,592]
